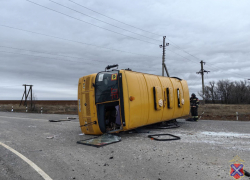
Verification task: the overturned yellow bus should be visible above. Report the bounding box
[78,65,190,135]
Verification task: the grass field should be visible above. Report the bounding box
[1,101,250,121]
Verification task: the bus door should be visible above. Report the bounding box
[95,70,123,133]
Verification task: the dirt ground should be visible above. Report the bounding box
[1,101,250,121]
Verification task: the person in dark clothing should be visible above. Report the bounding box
[187,93,199,121]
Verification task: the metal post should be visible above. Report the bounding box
[20,84,33,107]
[236,112,238,121]
[26,106,28,113]
[160,36,170,77]
[196,61,210,104]
[31,85,33,109]
[201,61,205,98]
[24,84,27,106]
[41,107,43,114]
[162,36,166,77]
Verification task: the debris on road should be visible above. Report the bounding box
[67,117,77,120]
[29,149,43,152]
[46,136,54,139]
[148,119,180,129]
[28,125,36,128]
[148,134,181,141]
[49,119,71,122]
[79,133,85,136]
[127,128,150,134]
[77,133,121,147]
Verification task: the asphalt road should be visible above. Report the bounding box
[0,112,250,180]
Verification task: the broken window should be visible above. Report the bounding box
[77,133,121,147]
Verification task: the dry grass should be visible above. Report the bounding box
[198,104,250,121]
[0,102,77,115]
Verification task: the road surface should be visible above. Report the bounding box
[0,112,250,180]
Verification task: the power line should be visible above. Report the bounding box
[0,50,109,66]
[166,48,199,65]
[0,50,81,63]
[67,0,207,63]
[168,39,250,79]
[165,46,245,80]
[1,26,246,80]
[26,0,159,46]
[0,50,167,77]
[0,45,83,60]
[0,24,160,58]
[48,0,161,43]
[68,0,208,62]
[68,0,162,37]
[3,2,210,68]
[0,46,179,74]
[69,0,220,71]
[0,45,153,64]
[0,46,108,64]
[43,0,208,67]
[166,44,249,80]
[1,25,247,80]
[0,49,155,68]
[198,61,249,79]
[169,43,201,61]
[0,85,22,87]
[68,0,206,62]
[31,0,207,69]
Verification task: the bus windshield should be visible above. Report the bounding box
[95,71,119,103]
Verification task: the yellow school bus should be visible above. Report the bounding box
[78,65,190,135]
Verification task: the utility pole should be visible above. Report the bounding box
[20,84,33,109]
[196,61,210,103]
[31,85,32,109]
[159,36,170,77]
[24,85,27,106]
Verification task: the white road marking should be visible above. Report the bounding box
[0,115,78,123]
[0,142,53,180]
[0,115,47,121]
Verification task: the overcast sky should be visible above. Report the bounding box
[0,0,250,100]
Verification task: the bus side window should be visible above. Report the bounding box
[153,86,163,111]
[177,88,182,107]
[166,87,173,109]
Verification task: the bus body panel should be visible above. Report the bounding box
[120,71,130,130]
[170,78,184,118]
[78,74,102,135]
[123,70,149,129]
[158,76,175,121]
[180,80,190,116]
[143,74,164,125]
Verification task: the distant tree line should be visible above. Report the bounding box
[199,80,250,104]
